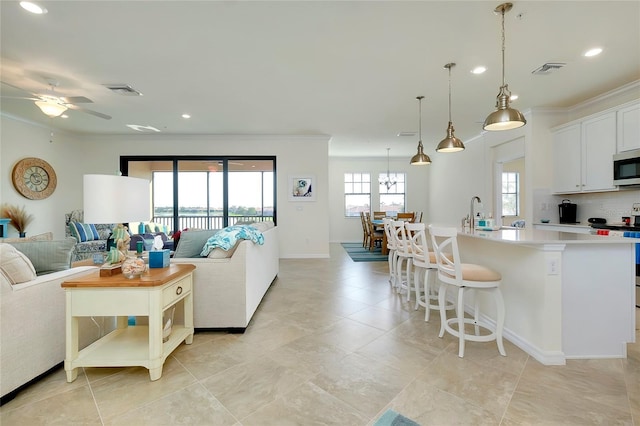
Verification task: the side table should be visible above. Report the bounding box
[62,263,196,382]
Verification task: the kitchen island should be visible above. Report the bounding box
[453,227,636,365]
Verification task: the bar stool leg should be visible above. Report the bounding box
[473,289,481,336]
[457,286,466,358]
[438,282,448,338]
[494,288,506,356]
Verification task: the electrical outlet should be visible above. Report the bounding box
[547,258,559,275]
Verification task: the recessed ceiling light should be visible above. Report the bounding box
[510,94,519,101]
[61,114,69,118]
[182,113,191,119]
[471,66,487,75]
[584,47,603,57]
[20,1,47,14]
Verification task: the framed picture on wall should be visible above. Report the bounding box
[288,175,316,201]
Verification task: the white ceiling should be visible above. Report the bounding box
[1,1,639,158]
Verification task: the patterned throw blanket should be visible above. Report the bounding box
[200,225,264,257]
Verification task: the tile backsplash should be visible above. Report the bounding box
[533,188,640,225]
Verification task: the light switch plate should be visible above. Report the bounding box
[633,203,640,214]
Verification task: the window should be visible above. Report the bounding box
[121,156,276,233]
[502,172,519,216]
[344,173,371,217]
[379,172,405,214]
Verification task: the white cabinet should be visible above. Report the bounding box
[552,123,582,193]
[552,111,617,194]
[617,102,640,153]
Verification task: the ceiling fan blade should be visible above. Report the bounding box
[0,95,40,101]
[60,96,93,104]
[66,104,112,120]
[0,80,36,95]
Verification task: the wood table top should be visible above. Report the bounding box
[61,263,195,288]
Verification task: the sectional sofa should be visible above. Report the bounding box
[171,223,279,330]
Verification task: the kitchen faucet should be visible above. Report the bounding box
[470,196,481,230]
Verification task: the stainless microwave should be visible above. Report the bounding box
[613,149,640,186]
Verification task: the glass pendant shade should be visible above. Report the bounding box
[35,100,67,117]
[483,2,526,131]
[436,63,465,153]
[410,95,431,165]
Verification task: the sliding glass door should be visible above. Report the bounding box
[121,156,276,234]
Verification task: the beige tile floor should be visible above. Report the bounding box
[1,243,638,425]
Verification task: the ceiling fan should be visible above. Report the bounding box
[0,79,111,120]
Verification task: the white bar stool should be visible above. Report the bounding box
[382,218,397,288]
[405,222,454,321]
[428,224,506,358]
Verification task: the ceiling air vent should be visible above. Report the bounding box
[397,131,417,137]
[102,83,143,96]
[531,62,566,75]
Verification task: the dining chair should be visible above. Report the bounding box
[373,211,386,220]
[413,211,423,223]
[397,212,415,222]
[366,213,384,251]
[359,212,369,248]
[428,224,506,358]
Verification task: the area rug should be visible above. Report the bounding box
[340,242,387,262]
[373,409,421,426]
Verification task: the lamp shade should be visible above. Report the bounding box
[35,100,67,117]
[83,174,150,224]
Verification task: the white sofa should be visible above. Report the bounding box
[0,264,113,401]
[171,225,279,330]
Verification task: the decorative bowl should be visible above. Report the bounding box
[121,256,147,279]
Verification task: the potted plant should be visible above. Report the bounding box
[0,203,34,237]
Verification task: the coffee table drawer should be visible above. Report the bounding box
[163,276,191,308]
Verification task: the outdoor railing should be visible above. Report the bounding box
[151,215,274,233]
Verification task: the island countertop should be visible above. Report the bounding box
[457,227,635,246]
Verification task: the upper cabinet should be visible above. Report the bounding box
[617,101,640,153]
[552,111,617,194]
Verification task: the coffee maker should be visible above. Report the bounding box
[559,199,577,224]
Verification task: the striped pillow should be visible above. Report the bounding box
[69,221,87,242]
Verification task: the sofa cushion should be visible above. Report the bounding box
[0,243,37,284]
[6,237,77,275]
[173,229,219,258]
[207,244,239,259]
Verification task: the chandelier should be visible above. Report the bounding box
[379,148,397,189]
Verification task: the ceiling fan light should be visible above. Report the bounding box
[410,141,431,165]
[35,100,67,117]
[436,122,465,153]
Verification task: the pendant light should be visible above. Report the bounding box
[436,63,465,153]
[483,2,526,131]
[410,96,431,165]
[379,148,397,189]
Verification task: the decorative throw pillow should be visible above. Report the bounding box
[0,243,37,284]
[6,237,77,275]
[173,229,219,258]
[69,221,89,242]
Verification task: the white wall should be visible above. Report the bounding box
[1,117,330,258]
[329,156,430,243]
